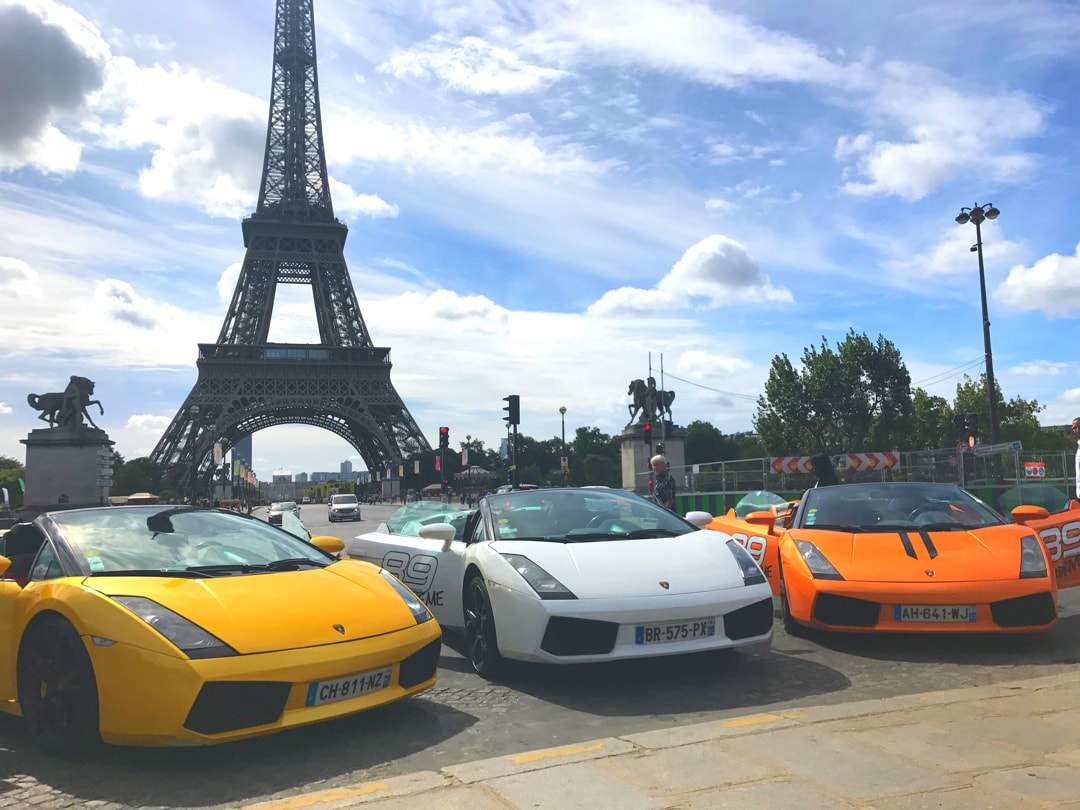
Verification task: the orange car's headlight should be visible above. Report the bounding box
[795,540,844,581]
[1019,535,1048,579]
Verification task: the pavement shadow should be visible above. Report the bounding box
[439,628,851,718]
[801,608,1080,666]
[0,696,475,808]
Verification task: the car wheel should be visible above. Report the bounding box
[17,616,101,757]
[464,576,506,679]
[779,566,810,640]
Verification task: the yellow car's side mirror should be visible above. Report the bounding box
[309,535,345,555]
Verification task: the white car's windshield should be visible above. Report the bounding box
[332,496,357,505]
[488,489,694,542]
[270,502,297,512]
[384,501,473,540]
[47,506,329,574]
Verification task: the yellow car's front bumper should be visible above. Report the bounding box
[88,620,442,746]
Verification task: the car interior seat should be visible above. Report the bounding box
[1,523,47,588]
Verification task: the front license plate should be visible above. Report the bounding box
[635,617,715,645]
[305,665,393,707]
[893,605,977,623]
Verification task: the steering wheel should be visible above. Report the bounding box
[586,513,619,530]
[906,505,954,525]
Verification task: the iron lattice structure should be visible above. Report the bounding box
[151,0,428,495]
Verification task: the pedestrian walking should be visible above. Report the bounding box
[650,454,676,511]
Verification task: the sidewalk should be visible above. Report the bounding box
[243,672,1080,809]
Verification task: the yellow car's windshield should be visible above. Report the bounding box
[47,506,330,574]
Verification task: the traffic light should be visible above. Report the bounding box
[439,426,449,449]
[952,412,980,445]
[643,421,652,447]
[503,394,520,426]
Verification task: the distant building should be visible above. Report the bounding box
[294,472,309,483]
[272,471,292,483]
[340,460,353,475]
[356,471,371,484]
[311,471,337,483]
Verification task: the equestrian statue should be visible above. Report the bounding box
[27,376,104,429]
[627,377,675,425]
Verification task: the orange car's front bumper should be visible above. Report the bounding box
[784,566,1057,633]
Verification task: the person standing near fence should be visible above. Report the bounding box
[650,454,676,511]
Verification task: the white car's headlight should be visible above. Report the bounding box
[500,553,576,600]
[112,596,237,658]
[726,539,767,586]
[795,540,844,580]
[1019,535,1048,579]
[379,569,433,623]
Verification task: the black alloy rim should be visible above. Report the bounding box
[465,580,491,671]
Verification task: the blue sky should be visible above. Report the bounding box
[1,0,1078,481]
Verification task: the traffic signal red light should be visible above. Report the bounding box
[439,426,449,449]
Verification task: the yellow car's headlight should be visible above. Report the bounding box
[379,570,433,623]
[113,596,238,659]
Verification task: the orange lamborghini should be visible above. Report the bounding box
[708,482,1063,636]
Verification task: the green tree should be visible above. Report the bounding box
[952,374,1071,451]
[0,455,25,509]
[910,388,953,449]
[683,420,738,465]
[754,331,913,455]
[110,456,164,496]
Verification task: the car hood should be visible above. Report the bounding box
[492,530,747,598]
[793,524,1026,583]
[86,560,420,654]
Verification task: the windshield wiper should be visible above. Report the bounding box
[185,558,328,574]
[908,523,972,532]
[624,529,688,538]
[88,569,207,578]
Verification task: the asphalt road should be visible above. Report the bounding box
[1,501,1078,809]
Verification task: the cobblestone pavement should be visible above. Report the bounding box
[1,504,1077,809]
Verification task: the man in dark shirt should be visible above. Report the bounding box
[650,454,676,510]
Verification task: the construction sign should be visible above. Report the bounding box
[770,456,816,474]
[843,452,900,472]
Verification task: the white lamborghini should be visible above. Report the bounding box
[346,488,773,678]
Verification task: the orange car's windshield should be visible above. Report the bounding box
[800,483,1005,532]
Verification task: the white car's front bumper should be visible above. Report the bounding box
[485,580,773,664]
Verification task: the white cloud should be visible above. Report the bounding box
[0,403,12,415]
[217,262,241,302]
[379,35,566,95]
[1009,361,1069,377]
[326,112,614,179]
[125,414,172,431]
[892,221,1026,280]
[0,0,109,173]
[328,179,399,218]
[704,198,736,212]
[588,235,792,316]
[836,63,1046,200]
[997,243,1080,318]
[0,256,41,296]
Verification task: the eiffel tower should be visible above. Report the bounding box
[151,0,428,495]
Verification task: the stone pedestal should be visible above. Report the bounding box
[620,423,686,495]
[21,426,114,518]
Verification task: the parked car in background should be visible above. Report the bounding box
[329,494,362,522]
[301,497,311,505]
[267,501,299,526]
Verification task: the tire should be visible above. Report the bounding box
[464,576,506,679]
[17,616,101,757]
[779,566,810,640]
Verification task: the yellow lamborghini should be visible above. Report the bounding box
[0,505,442,755]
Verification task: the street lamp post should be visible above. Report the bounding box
[559,406,567,483]
[955,203,1001,446]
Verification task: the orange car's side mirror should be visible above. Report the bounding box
[745,511,776,533]
[1011,505,1050,524]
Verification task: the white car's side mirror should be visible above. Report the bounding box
[684,510,714,528]
[418,522,457,550]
